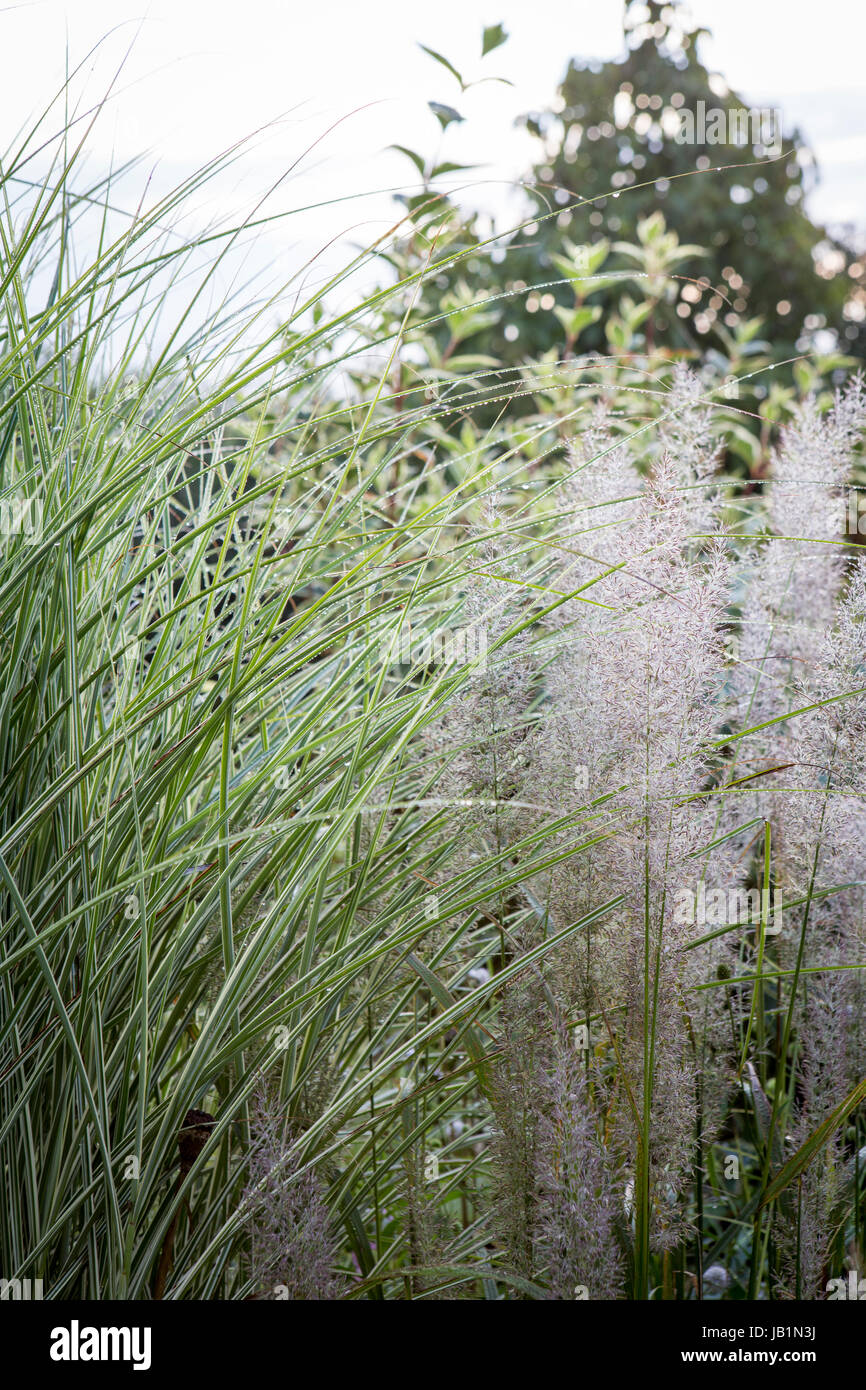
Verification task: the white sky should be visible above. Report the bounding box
[2,1,864,316]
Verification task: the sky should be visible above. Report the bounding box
[3,1,864,316]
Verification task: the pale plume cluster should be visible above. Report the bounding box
[447,368,866,1296]
[527,382,735,1257]
[243,1086,343,1300]
[534,1028,626,1300]
[732,379,866,736]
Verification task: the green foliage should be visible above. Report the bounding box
[520,0,861,365]
[391,2,862,446]
[1,19,864,1305]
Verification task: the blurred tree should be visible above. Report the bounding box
[388,2,863,388]
[515,0,862,366]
